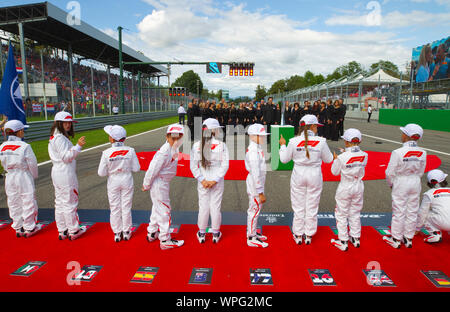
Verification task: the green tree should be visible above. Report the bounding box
[172,70,203,96]
[268,79,287,94]
[254,85,267,102]
[286,75,306,91]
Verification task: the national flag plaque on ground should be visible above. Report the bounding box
[170,224,180,234]
[0,219,12,230]
[11,261,46,277]
[363,269,396,287]
[329,226,339,235]
[130,223,140,233]
[130,266,159,284]
[189,268,213,285]
[374,226,391,236]
[80,222,96,230]
[250,268,273,285]
[421,270,450,288]
[308,269,336,286]
[72,265,103,282]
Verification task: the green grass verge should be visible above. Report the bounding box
[1,116,178,170]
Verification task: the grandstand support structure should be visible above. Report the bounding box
[0,2,169,118]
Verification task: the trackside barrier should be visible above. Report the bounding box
[22,111,177,142]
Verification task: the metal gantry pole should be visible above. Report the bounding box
[18,22,29,100]
[40,49,47,120]
[0,39,4,77]
[107,63,112,115]
[68,44,75,117]
[91,66,96,117]
[118,26,125,114]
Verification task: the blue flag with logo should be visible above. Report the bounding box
[0,43,26,124]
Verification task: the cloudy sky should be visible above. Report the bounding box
[4,0,449,97]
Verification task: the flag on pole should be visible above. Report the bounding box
[0,43,26,124]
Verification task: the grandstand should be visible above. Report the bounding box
[0,2,183,120]
[267,66,450,111]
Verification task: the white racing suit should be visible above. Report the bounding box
[0,136,39,231]
[245,141,266,237]
[143,142,178,242]
[98,142,140,234]
[279,130,333,237]
[416,187,450,233]
[190,138,229,233]
[385,141,426,240]
[331,146,368,241]
[48,129,83,234]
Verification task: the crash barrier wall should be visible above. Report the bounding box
[378,109,450,132]
[345,110,379,121]
[21,111,177,142]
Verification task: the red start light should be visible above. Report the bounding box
[229,69,233,76]
[234,69,238,76]
[239,69,243,76]
[244,69,248,76]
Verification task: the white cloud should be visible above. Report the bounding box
[383,10,450,28]
[105,1,413,97]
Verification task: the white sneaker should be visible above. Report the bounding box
[402,237,413,248]
[147,231,159,242]
[256,232,268,241]
[247,236,268,248]
[197,231,206,244]
[160,239,184,250]
[425,231,442,244]
[114,232,122,243]
[304,235,312,245]
[15,227,24,238]
[383,236,401,249]
[58,230,68,240]
[24,224,44,238]
[212,232,222,244]
[123,231,132,241]
[331,239,348,251]
[69,226,87,241]
[350,237,360,248]
[293,234,303,245]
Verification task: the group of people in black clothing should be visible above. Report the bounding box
[183,97,346,141]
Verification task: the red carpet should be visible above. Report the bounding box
[0,222,449,292]
[137,151,441,181]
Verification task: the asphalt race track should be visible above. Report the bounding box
[0,118,449,220]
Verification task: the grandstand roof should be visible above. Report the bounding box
[0,2,167,76]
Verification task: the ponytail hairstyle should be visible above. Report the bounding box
[50,121,74,139]
[298,120,311,159]
[427,179,448,189]
[200,126,213,169]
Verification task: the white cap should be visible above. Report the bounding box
[202,118,223,129]
[427,169,448,184]
[4,120,29,132]
[104,125,126,141]
[166,124,185,135]
[247,123,270,136]
[300,114,323,126]
[400,123,423,140]
[54,111,78,123]
[341,128,362,143]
